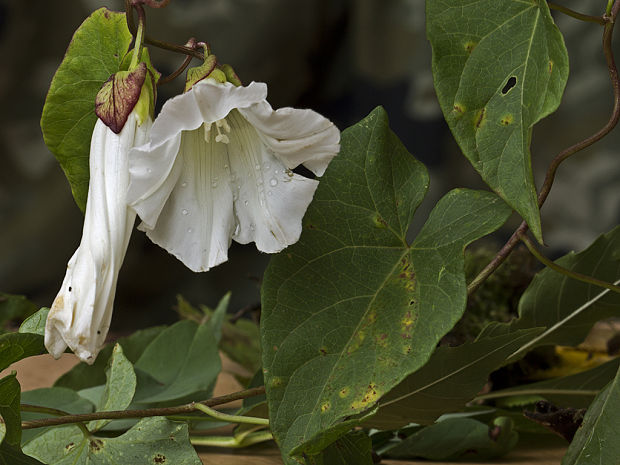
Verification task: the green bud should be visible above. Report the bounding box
[185,54,217,92]
[220,64,242,86]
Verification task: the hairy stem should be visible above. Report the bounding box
[520,234,620,294]
[21,386,265,430]
[547,2,607,25]
[468,0,620,296]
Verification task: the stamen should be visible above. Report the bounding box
[214,118,230,144]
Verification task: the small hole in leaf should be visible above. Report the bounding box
[502,76,517,95]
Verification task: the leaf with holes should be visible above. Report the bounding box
[40,8,133,211]
[562,364,620,465]
[478,226,620,353]
[261,107,512,463]
[23,417,202,465]
[427,0,568,242]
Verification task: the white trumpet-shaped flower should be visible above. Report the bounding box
[127,79,340,272]
[45,112,152,363]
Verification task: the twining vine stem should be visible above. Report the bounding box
[20,386,266,430]
[547,2,607,25]
[468,0,620,296]
[125,0,204,60]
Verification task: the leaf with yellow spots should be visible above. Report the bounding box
[261,107,512,463]
[427,0,569,242]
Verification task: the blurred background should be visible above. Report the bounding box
[0,0,619,331]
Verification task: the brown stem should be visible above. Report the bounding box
[468,0,620,296]
[158,39,197,86]
[547,2,607,25]
[21,386,266,430]
[125,0,204,60]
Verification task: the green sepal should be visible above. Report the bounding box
[95,63,147,133]
[220,64,242,86]
[184,54,217,92]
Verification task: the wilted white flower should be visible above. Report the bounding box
[45,112,152,363]
[127,79,340,272]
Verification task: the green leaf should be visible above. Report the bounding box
[382,417,518,460]
[0,295,38,332]
[479,226,620,352]
[89,344,136,432]
[23,417,202,465]
[20,387,94,445]
[427,0,569,242]
[261,107,512,462]
[0,376,44,464]
[306,431,374,465]
[133,320,221,404]
[0,333,44,372]
[40,8,133,211]
[562,365,620,465]
[0,375,22,447]
[368,328,542,429]
[18,309,49,337]
[54,326,166,391]
[486,358,620,409]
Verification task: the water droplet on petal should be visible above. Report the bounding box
[244,200,249,206]
[268,191,273,196]
[181,182,187,187]
[255,164,261,170]
[269,178,278,187]
[234,224,240,235]
[274,170,279,175]
[147,168,152,174]
[182,209,189,215]
[250,223,256,231]
[263,163,271,170]
[187,228,193,233]
[224,164,229,170]
[257,178,264,186]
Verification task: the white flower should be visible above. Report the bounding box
[126,79,340,272]
[45,112,152,363]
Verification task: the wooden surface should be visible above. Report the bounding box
[4,354,568,465]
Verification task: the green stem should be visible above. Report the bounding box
[520,234,620,294]
[547,2,607,24]
[190,430,273,448]
[194,403,269,426]
[20,404,90,438]
[608,0,615,16]
[129,4,146,70]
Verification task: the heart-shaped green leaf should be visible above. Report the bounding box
[261,107,512,462]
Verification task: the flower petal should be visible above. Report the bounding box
[239,101,340,176]
[227,111,319,252]
[147,80,267,147]
[45,114,151,363]
[137,125,236,272]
